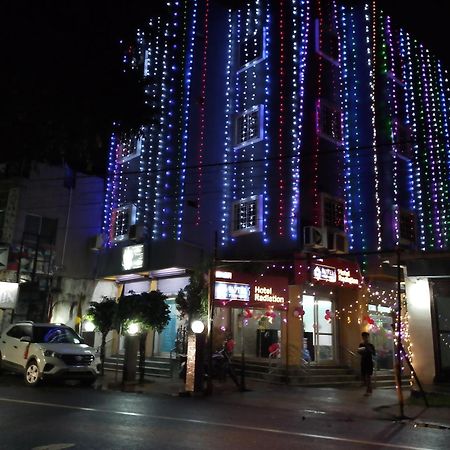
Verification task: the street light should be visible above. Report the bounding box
[191,320,205,334]
[127,322,140,336]
[83,319,96,332]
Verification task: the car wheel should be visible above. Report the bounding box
[24,360,41,386]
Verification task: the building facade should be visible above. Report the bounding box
[0,161,106,335]
[100,1,450,382]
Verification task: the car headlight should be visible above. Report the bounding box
[44,350,63,358]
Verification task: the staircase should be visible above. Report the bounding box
[103,354,174,378]
[231,359,409,388]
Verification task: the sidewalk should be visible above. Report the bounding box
[94,369,450,429]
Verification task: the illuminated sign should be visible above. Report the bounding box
[313,264,337,283]
[311,264,360,286]
[337,268,359,285]
[214,272,288,308]
[215,270,232,279]
[121,244,144,271]
[254,286,285,304]
[215,282,250,302]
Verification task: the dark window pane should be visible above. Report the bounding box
[399,210,416,243]
[323,197,345,231]
[41,217,58,244]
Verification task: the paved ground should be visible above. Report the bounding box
[95,369,450,430]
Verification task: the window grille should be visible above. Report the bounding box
[116,134,142,163]
[111,205,136,242]
[231,195,263,236]
[235,105,264,149]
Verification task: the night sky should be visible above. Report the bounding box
[0,1,447,176]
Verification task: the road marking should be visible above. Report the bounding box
[304,409,327,415]
[0,396,433,450]
[32,444,75,450]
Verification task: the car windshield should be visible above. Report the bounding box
[33,326,82,344]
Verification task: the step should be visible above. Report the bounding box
[103,355,174,378]
[232,364,410,387]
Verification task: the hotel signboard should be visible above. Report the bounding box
[295,256,362,288]
[214,271,288,309]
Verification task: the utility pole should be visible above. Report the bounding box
[206,231,218,395]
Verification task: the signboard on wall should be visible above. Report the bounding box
[214,271,288,309]
[121,244,144,271]
[295,256,362,288]
[215,282,250,302]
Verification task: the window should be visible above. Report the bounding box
[318,101,342,145]
[7,325,32,339]
[116,134,142,164]
[315,19,339,66]
[231,195,263,236]
[322,195,345,231]
[399,209,416,244]
[111,205,136,242]
[24,214,58,245]
[238,28,266,73]
[235,105,264,149]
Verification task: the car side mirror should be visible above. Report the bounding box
[20,336,31,342]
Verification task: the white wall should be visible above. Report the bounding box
[405,277,435,384]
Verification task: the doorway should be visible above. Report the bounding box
[302,295,335,363]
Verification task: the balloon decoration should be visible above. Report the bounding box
[293,306,305,318]
[243,308,253,319]
[363,315,375,325]
[324,309,333,322]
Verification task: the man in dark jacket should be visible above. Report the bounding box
[358,332,376,395]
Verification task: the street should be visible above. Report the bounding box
[0,372,448,450]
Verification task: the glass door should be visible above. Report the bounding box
[303,295,335,363]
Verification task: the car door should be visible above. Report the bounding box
[2,325,32,369]
[1,325,22,366]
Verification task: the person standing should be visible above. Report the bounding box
[358,331,376,395]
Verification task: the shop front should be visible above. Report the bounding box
[213,271,288,360]
[294,256,364,368]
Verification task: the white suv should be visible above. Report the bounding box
[0,322,100,386]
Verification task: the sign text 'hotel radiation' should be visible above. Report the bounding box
[254,286,285,304]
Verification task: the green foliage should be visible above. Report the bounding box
[175,271,208,320]
[117,290,170,334]
[86,298,118,335]
[86,298,118,374]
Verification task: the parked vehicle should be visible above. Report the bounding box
[0,321,101,386]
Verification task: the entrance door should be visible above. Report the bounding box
[303,295,335,363]
[158,300,178,355]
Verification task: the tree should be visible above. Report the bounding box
[117,291,170,382]
[175,271,208,322]
[86,298,118,375]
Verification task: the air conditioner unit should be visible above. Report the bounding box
[303,226,327,249]
[327,231,349,254]
[128,224,146,241]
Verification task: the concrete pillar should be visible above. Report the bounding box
[281,285,303,369]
